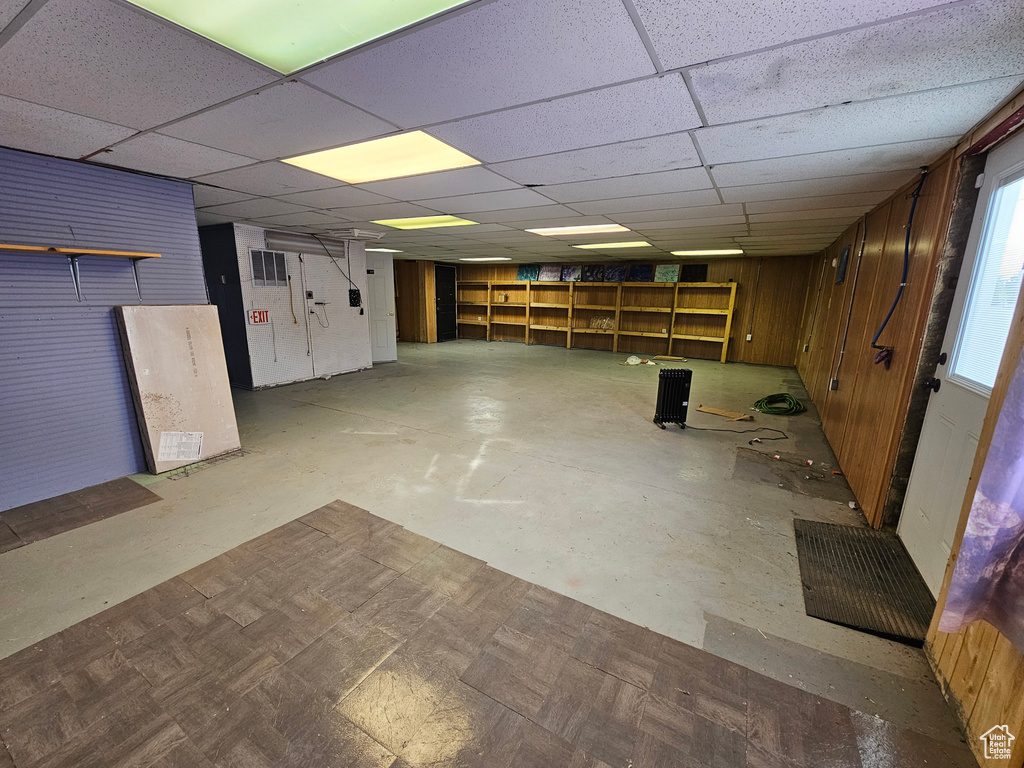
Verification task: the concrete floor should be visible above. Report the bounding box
[0,341,968,751]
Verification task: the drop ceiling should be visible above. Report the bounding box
[1,0,1023,261]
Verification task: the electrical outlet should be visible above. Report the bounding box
[829,378,839,391]
[661,328,667,334]
[746,333,752,342]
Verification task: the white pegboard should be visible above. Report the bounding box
[234,225,314,388]
[233,225,372,388]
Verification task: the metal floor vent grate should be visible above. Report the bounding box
[793,519,936,647]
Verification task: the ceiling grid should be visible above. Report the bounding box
[0,0,1021,260]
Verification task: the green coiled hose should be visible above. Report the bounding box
[753,393,806,415]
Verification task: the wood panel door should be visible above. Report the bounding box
[899,132,1024,595]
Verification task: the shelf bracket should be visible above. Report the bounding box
[130,258,143,302]
[67,255,83,302]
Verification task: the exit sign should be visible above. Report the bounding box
[248,309,270,324]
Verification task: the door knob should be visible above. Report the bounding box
[938,351,947,365]
[923,377,941,392]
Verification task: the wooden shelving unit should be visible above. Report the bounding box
[455,279,737,362]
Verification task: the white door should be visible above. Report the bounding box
[366,253,397,362]
[899,131,1024,595]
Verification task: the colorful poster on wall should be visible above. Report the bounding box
[654,264,681,283]
[538,264,562,281]
[604,264,627,282]
[940,347,1024,654]
[516,265,540,281]
[581,265,605,282]
[562,265,582,282]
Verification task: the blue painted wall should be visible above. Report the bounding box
[0,147,208,510]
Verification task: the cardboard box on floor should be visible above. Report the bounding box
[115,305,241,474]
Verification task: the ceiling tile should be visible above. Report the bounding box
[488,132,700,185]
[302,0,654,126]
[641,223,747,237]
[328,202,444,220]
[695,77,1022,164]
[356,167,519,200]
[413,188,553,213]
[194,162,340,196]
[609,204,744,223]
[709,138,954,187]
[159,82,394,161]
[538,167,713,203]
[631,0,956,68]
[691,0,1024,124]
[430,76,701,163]
[251,211,348,228]
[749,207,870,222]
[0,0,275,130]
[572,189,720,215]
[719,170,915,202]
[1,1,32,29]
[629,214,748,230]
[0,94,135,158]
[469,205,584,224]
[745,192,891,213]
[275,186,395,208]
[192,185,257,208]
[201,198,312,219]
[500,215,617,229]
[99,133,256,179]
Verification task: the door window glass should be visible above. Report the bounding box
[952,173,1024,391]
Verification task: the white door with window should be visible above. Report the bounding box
[366,253,397,362]
[900,131,1024,595]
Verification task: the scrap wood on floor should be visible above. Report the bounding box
[696,404,754,421]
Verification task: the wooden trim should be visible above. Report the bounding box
[0,243,161,258]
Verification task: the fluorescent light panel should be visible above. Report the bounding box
[372,215,478,230]
[366,248,403,252]
[572,241,651,250]
[526,224,629,236]
[125,0,472,74]
[284,131,479,184]
[459,257,511,262]
[671,249,744,256]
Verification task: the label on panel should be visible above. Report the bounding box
[157,431,203,462]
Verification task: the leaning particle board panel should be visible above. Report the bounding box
[115,305,240,473]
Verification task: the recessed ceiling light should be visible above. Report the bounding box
[526,224,630,236]
[671,249,744,256]
[284,131,479,184]
[459,257,511,262]
[125,0,473,74]
[365,248,403,253]
[372,215,478,230]
[572,241,652,250]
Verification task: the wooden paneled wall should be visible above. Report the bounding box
[927,284,1024,768]
[394,260,436,343]
[797,86,1024,767]
[457,255,813,366]
[796,157,957,528]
